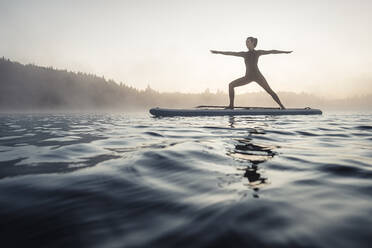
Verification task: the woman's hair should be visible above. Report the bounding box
[247,37,258,48]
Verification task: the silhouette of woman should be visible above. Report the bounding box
[211,37,292,109]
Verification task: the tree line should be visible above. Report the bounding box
[0,57,370,111]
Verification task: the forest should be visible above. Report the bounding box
[0,57,370,111]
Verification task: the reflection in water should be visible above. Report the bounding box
[232,138,276,195]
[1,113,372,247]
[229,116,235,128]
[228,117,277,197]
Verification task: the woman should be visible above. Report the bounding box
[211,37,292,109]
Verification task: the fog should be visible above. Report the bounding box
[1,58,371,112]
[1,0,372,99]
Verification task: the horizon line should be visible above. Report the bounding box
[2,56,371,100]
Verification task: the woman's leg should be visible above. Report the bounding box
[228,77,250,108]
[256,75,285,109]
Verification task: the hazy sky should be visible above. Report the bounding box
[1,0,372,98]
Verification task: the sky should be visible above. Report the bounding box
[1,0,372,98]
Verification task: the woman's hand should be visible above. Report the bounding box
[285,51,293,54]
[210,50,219,54]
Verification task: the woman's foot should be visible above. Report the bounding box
[225,105,234,109]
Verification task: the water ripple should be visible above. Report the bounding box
[0,112,372,248]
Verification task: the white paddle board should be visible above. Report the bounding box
[149,106,322,117]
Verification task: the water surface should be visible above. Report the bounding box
[1,112,372,247]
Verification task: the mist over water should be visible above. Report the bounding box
[1,112,372,247]
[2,57,372,111]
[2,1,372,246]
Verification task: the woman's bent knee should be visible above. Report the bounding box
[230,78,248,88]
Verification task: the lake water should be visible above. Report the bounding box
[1,112,372,248]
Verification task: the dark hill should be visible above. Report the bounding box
[0,58,143,110]
[1,57,371,111]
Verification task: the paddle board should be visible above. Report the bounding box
[149,106,322,117]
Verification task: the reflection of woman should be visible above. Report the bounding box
[244,165,267,186]
[211,37,292,109]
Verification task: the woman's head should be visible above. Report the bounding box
[246,37,258,49]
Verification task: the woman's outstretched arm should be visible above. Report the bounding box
[258,50,293,55]
[210,50,245,57]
